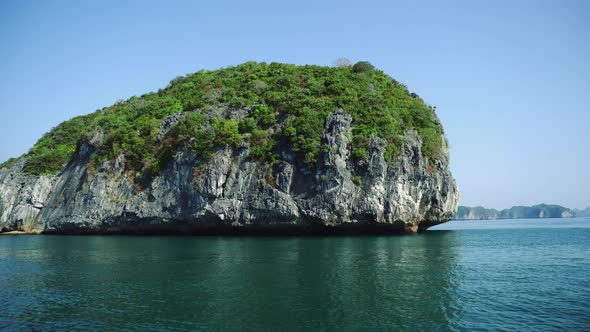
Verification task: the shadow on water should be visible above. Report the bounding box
[0,232,462,330]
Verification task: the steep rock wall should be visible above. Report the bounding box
[0,110,459,234]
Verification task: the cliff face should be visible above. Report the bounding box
[0,110,459,234]
[454,204,575,220]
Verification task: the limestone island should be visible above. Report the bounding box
[454,204,575,220]
[0,62,459,235]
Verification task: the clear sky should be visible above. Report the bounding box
[1,0,588,209]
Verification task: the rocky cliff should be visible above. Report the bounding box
[0,62,459,234]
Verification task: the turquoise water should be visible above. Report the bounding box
[0,218,589,331]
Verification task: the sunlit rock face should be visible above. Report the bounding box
[0,109,458,235]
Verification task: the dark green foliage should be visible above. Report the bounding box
[419,127,443,159]
[352,148,368,162]
[284,106,327,164]
[0,157,18,170]
[353,176,362,186]
[249,129,277,164]
[352,61,375,73]
[238,118,257,134]
[213,119,241,147]
[169,112,213,160]
[92,96,183,179]
[23,114,97,175]
[15,61,444,177]
[250,104,276,128]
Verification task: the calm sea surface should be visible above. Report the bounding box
[1,218,589,331]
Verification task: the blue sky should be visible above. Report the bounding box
[1,0,588,209]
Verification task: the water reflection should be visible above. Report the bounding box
[0,233,461,330]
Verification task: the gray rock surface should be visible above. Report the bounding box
[0,109,459,234]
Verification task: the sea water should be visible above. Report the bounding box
[0,218,589,330]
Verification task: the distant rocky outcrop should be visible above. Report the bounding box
[454,206,498,220]
[454,204,575,220]
[573,208,590,218]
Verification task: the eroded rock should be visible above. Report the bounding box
[0,110,459,234]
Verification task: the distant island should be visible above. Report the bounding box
[573,208,590,218]
[454,204,576,220]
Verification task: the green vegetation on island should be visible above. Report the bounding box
[1,61,444,178]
